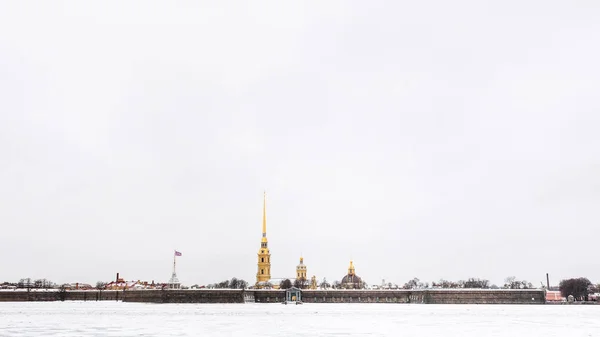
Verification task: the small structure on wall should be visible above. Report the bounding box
[310,275,317,289]
[168,250,182,289]
[284,287,303,304]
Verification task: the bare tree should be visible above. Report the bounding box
[280,279,292,289]
[216,280,230,289]
[503,276,533,289]
[463,278,490,289]
[18,278,33,289]
[230,278,239,289]
[294,277,308,289]
[433,279,462,289]
[559,278,592,301]
[209,278,248,289]
[403,278,420,289]
[319,278,330,289]
[237,279,248,289]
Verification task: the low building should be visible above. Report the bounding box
[545,290,565,302]
[68,283,93,290]
[104,276,163,290]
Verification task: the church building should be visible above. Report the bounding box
[341,260,364,289]
[253,193,362,290]
[296,257,307,280]
[256,192,271,286]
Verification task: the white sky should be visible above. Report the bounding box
[1,1,599,287]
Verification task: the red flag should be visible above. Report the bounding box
[175,251,182,256]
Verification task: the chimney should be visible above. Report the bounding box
[116,273,120,283]
[546,273,550,289]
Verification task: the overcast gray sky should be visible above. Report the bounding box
[1,1,599,288]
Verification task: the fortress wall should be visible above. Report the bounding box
[299,289,545,304]
[0,289,545,304]
[0,291,58,302]
[0,290,122,302]
[300,290,410,303]
[425,289,545,304]
[252,290,285,303]
[122,289,245,303]
[67,290,122,301]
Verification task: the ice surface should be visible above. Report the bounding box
[0,302,599,337]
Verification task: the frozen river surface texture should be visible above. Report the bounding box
[0,302,599,337]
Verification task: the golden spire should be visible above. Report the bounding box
[348,260,355,276]
[261,191,267,243]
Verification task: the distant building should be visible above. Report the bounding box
[167,273,180,290]
[545,290,565,302]
[68,283,93,290]
[296,257,307,281]
[104,274,163,290]
[341,261,364,289]
[168,250,183,289]
[256,193,271,287]
[250,193,366,290]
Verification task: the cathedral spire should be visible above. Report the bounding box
[256,192,271,285]
[262,191,267,244]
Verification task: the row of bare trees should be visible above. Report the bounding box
[10,278,57,289]
[279,278,309,289]
[207,277,248,289]
[401,277,534,290]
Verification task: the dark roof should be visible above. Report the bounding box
[341,274,362,285]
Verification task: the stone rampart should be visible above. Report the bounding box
[253,289,285,303]
[298,289,545,304]
[0,289,545,304]
[122,289,244,303]
[0,290,122,302]
[425,289,544,304]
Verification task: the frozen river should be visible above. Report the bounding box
[0,302,598,336]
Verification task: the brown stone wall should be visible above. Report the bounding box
[300,289,544,304]
[0,290,122,302]
[122,289,244,303]
[301,290,411,303]
[0,289,546,304]
[425,289,545,304]
[252,290,285,303]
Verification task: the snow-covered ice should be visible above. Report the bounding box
[0,301,598,336]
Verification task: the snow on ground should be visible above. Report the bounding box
[0,302,599,337]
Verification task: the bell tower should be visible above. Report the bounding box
[256,192,271,284]
[296,257,307,280]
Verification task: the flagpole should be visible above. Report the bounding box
[173,250,176,275]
